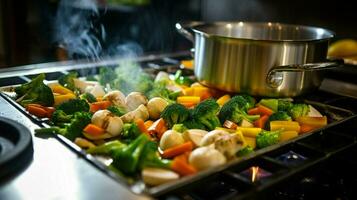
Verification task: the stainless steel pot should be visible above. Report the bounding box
[176,22,342,97]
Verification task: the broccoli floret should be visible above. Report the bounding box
[138,141,172,170]
[278,100,293,112]
[51,110,73,125]
[256,130,281,149]
[56,99,89,114]
[98,67,117,87]
[15,74,54,107]
[121,123,141,142]
[219,95,260,124]
[35,111,92,141]
[160,103,190,128]
[240,94,256,110]
[289,104,310,119]
[58,72,78,91]
[236,146,254,156]
[80,92,97,103]
[191,99,221,130]
[183,119,206,130]
[172,124,188,133]
[107,105,127,117]
[87,140,126,155]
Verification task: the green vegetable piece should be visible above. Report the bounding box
[160,103,190,128]
[289,104,310,120]
[278,100,293,112]
[51,110,73,125]
[259,99,278,112]
[35,111,92,141]
[87,140,127,155]
[112,134,150,174]
[138,141,172,169]
[121,123,141,141]
[183,119,206,130]
[98,67,117,87]
[172,124,188,133]
[256,130,281,149]
[192,99,221,130]
[58,72,78,91]
[56,99,89,114]
[236,146,254,156]
[80,93,97,103]
[107,105,127,117]
[219,95,260,124]
[15,74,54,106]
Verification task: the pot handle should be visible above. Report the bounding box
[266,59,344,88]
[175,21,203,43]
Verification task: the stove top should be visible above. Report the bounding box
[0,51,356,200]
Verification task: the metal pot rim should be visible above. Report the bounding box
[191,21,335,43]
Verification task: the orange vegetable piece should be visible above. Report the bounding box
[26,105,48,118]
[171,153,197,176]
[89,100,111,113]
[254,115,269,128]
[83,124,105,136]
[299,124,317,134]
[161,141,193,159]
[135,118,148,134]
[148,118,167,139]
[144,120,154,129]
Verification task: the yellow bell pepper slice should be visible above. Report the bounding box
[237,127,262,138]
[50,84,74,95]
[54,93,76,106]
[280,131,299,142]
[244,136,256,149]
[270,121,300,132]
[216,95,231,107]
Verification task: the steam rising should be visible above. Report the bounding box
[54,0,143,59]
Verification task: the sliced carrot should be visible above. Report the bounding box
[223,120,238,130]
[27,104,55,118]
[300,124,317,134]
[83,124,105,136]
[89,100,111,113]
[161,141,193,159]
[144,120,154,129]
[148,118,167,139]
[257,105,274,116]
[254,115,269,128]
[26,105,48,118]
[248,107,260,115]
[135,118,148,134]
[171,153,197,176]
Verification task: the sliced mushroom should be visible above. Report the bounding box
[86,84,105,98]
[189,146,226,171]
[159,130,185,150]
[91,110,123,136]
[199,129,230,146]
[120,104,149,123]
[125,92,148,111]
[142,168,179,186]
[147,97,169,119]
[103,90,126,107]
[182,129,208,146]
[214,134,245,158]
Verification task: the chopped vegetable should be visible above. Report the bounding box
[248,105,274,116]
[161,141,193,158]
[254,115,269,128]
[15,74,54,107]
[107,105,127,116]
[51,84,74,95]
[172,124,188,133]
[237,127,262,138]
[223,120,238,130]
[160,103,190,128]
[89,101,111,113]
[26,104,49,118]
[159,130,185,151]
[256,130,281,149]
[295,116,327,127]
[54,93,77,106]
[58,72,78,91]
[139,141,172,170]
[74,137,96,149]
[148,118,167,138]
[122,123,141,141]
[83,124,105,137]
[142,168,179,186]
[191,99,221,130]
[177,96,201,106]
[80,92,97,103]
[216,94,231,106]
[135,118,148,135]
[270,121,301,132]
[171,153,197,176]
[189,146,226,170]
[259,99,278,112]
[280,131,298,142]
[243,137,256,149]
[236,146,254,156]
[219,95,260,124]
[289,103,310,119]
[56,98,90,114]
[182,129,207,146]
